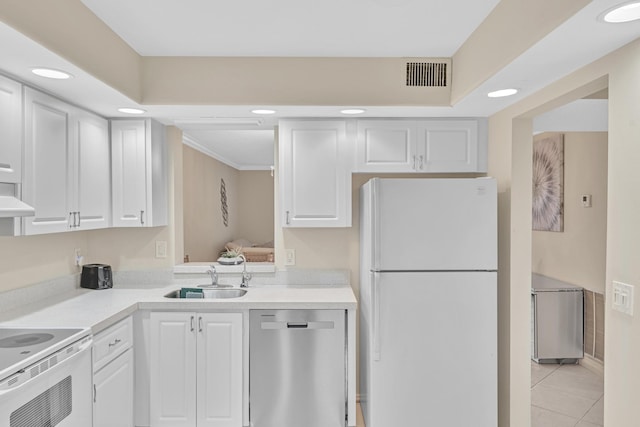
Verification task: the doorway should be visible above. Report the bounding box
[529,91,607,427]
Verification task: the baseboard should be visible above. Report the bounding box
[580,355,604,377]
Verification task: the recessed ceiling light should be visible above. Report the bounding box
[118,108,146,115]
[340,109,366,115]
[251,109,276,115]
[487,88,518,98]
[602,1,640,23]
[31,68,72,80]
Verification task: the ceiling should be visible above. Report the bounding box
[0,0,638,169]
[80,0,501,57]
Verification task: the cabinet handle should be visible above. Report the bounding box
[412,155,417,170]
[69,212,73,228]
[93,384,97,403]
[108,338,121,348]
[286,211,290,225]
[419,155,424,170]
[190,316,195,332]
[0,163,13,172]
[140,210,145,225]
[199,316,203,333]
[76,211,81,227]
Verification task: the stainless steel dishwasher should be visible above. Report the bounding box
[250,309,346,427]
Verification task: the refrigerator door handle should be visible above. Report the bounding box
[372,275,381,361]
[532,293,538,359]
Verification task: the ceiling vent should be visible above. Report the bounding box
[406,62,448,87]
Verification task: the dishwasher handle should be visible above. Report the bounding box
[261,321,335,330]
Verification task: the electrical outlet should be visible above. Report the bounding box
[285,249,296,266]
[74,248,83,267]
[613,281,634,316]
[155,241,168,259]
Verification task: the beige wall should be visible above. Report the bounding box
[237,170,274,245]
[183,145,239,261]
[532,132,608,294]
[0,231,88,293]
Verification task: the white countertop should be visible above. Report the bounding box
[0,282,357,334]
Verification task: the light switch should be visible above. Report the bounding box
[581,194,592,208]
[613,281,634,316]
[155,241,168,259]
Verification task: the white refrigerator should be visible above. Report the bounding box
[359,178,497,427]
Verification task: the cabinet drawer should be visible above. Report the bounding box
[93,316,133,372]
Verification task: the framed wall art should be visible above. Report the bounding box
[532,133,564,232]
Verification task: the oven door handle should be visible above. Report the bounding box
[0,336,93,396]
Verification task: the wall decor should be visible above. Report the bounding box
[532,133,564,232]
[220,178,229,227]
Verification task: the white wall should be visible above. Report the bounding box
[532,132,608,294]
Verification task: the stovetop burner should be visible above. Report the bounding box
[0,332,55,348]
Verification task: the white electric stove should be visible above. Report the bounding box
[0,327,93,427]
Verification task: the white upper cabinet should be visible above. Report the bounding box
[418,119,483,172]
[356,119,487,173]
[0,75,22,183]
[23,87,110,235]
[111,119,168,228]
[279,119,352,228]
[23,88,73,234]
[356,120,418,172]
[74,109,111,230]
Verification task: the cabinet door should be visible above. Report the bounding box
[150,312,197,427]
[417,120,479,172]
[74,110,110,230]
[356,120,418,172]
[0,75,22,183]
[23,88,73,234]
[279,120,351,227]
[197,313,243,427]
[111,120,147,227]
[93,348,134,427]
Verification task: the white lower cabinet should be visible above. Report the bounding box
[92,316,134,427]
[93,348,134,427]
[150,312,243,427]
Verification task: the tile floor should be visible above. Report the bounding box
[531,361,604,427]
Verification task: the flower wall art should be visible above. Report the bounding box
[532,133,564,232]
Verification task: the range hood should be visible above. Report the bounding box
[0,183,35,217]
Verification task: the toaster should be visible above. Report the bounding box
[80,264,113,289]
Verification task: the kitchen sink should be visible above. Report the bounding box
[164,288,248,299]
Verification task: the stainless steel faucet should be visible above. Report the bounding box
[208,265,218,286]
[239,255,252,288]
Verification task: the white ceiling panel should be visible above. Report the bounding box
[80,0,501,56]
